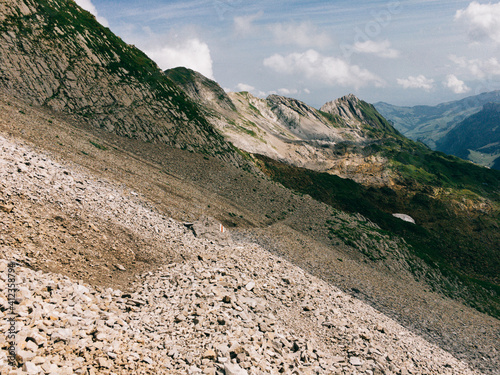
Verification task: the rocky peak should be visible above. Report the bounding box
[266,94,329,132]
[320,94,364,126]
[321,94,401,138]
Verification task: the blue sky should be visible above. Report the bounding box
[76,0,500,107]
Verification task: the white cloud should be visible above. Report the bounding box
[263,50,384,88]
[455,1,500,44]
[277,88,298,96]
[352,40,400,59]
[236,83,255,92]
[145,39,214,79]
[444,74,470,94]
[74,0,109,27]
[270,22,332,49]
[233,12,263,35]
[449,55,500,79]
[397,75,435,91]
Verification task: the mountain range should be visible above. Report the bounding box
[375,91,500,169]
[0,0,499,374]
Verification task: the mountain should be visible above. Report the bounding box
[166,67,405,186]
[1,1,500,373]
[436,103,500,169]
[0,0,241,162]
[375,90,500,149]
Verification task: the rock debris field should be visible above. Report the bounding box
[0,134,481,374]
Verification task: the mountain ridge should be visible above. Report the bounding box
[0,0,243,163]
[436,102,500,169]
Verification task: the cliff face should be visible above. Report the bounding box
[0,0,238,160]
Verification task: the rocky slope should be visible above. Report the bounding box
[166,68,401,186]
[0,1,499,373]
[0,0,240,162]
[0,127,485,375]
[0,91,498,375]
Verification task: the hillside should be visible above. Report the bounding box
[436,103,500,169]
[1,0,499,374]
[0,90,495,375]
[375,90,500,150]
[166,67,405,187]
[0,0,241,163]
[169,67,500,313]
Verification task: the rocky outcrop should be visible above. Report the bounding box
[0,0,239,161]
[321,94,401,139]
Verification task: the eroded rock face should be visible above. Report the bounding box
[0,0,239,162]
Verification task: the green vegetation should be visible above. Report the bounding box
[4,0,235,158]
[256,153,500,317]
[89,140,107,150]
[318,110,343,128]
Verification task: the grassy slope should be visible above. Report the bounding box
[2,0,234,156]
[255,134,500,317]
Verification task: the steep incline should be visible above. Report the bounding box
[0,121,485,375]
[0,0,239,161]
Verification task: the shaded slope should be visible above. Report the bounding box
[436,103,500,169]
[375,90,500,149]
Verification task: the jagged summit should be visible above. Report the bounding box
[321,94,402,138]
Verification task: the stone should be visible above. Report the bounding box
[0,203,14,213]
[224,362,248,375]
[349,356,363,366]
[16,350,35,363]
[245,281,255,291]
[22,362,41,374]
[202,349,216,360]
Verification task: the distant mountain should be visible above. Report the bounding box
[375,91,500,149]
[166,66,406,186]
[436,103,500,170]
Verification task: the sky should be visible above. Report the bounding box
[75,0,500,107]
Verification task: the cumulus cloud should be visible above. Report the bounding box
[270,22,333,49]
[145,39,214,79]
[455,1,500,43]
[74,0,109,27]
[397,75,435,91]
[444,74,470,94]
[450,55,500,78]
[352,40,400,59]
[263,50,384,88]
